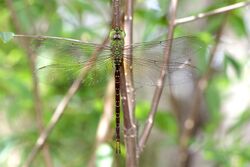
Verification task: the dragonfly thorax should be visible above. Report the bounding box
[110,28,125,62]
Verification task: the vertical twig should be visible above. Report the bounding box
[5,0,54,167]
[122,0,138,166]
[123,0,135,119]
[112,0,137,166]
[138,0,179,153]
[112,0,121,28]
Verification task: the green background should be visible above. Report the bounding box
[0,0,250,167]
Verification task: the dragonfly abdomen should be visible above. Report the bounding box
[114,63,121,154]
[113,50,123,154]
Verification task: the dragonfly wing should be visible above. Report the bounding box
[123,36,204,87]
[14,35,113,85]
[37,55,114,86]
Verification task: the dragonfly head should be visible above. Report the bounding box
[110,28,126,41]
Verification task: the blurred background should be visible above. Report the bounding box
[0,0,250,167]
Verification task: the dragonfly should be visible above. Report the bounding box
[1,28,203,153]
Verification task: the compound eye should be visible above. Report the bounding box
[113,34,121,40]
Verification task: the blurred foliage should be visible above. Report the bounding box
[0,0,250,167]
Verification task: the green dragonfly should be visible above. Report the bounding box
[1,29,203,153]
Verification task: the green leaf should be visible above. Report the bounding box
[155,112,177,135]
[0,32,15,43]
[229,10,247,37]
[224,53,242,78]
[204,79,222,132]
[135,101,150,120]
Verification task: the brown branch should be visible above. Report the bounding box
[22,36,109,167]
[5,0,53,166]
[111,0,137,165]
[122,0,138,166]
[112,0,121,28]
[123,0,135,115]
[178,13,229,167]
[138,0,179,154]
[175,1,250,25]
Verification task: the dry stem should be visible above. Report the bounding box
[138,0,179,154]
[175,1,250,25]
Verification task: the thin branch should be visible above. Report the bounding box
[123,0,135,119]
[22,36,109,167]
[175,1,250,25]
[122,0,137,166]
[111,0,130,155]
[138,0,179,154]
[112,0,121,28]
[5,0,53,166]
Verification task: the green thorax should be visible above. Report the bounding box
[110,28,126,65]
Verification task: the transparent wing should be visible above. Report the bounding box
[14,35,114,85]
[123,36,204,87]
[13,35,204,87]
